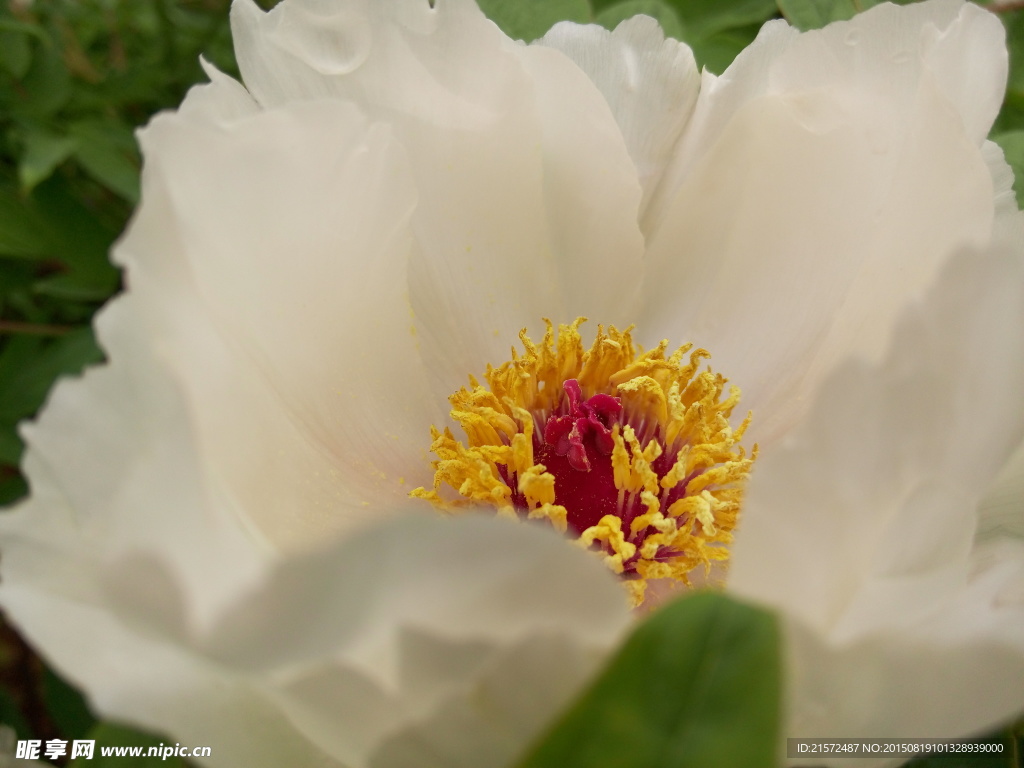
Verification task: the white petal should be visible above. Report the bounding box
[976,142,1024,544]
[406,38,645,400]
[732,225,1024,629]
[2,305,267,634]
[370,632,607,768]
[118,83,445,551]
[536,15,700,217]
[231,0,646,401]
[640,0,1006,441]
[784,541,1024,765]
[730,226,1024,742]
[641,18,799,232]
[658,0,1004,217]
[0,586,341,768]
[180,58,261,121]
[231,0,497,122]
[978,439,1024,543]
[204,514,626,675]
[0,320,319,766]
[202,514,631,767]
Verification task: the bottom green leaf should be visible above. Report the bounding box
[516,591,781,768]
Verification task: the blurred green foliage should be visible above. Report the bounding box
[0,0,1021,764]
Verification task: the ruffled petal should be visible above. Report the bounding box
[0,589,338,768]
[202,514,631,768]
[231,0,646,401]
[1,301,267,634]
[730,224,1024,743]
[408,38,646,397]
[639,0,1007,441]
[0,290,323,767]
[536,15,700,217]
[784,540,1024,766]
[369,632,606,768]
[117,74,445,551]
[978,439,1024,543]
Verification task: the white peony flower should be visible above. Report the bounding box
[1,0,1022,766]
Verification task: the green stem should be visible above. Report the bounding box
[986,1,1024,13]
[0,321,73,336]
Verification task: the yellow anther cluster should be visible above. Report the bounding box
[412,319,756,606]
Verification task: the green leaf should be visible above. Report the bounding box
[690,23,763,74]
[516,592,781,768]
[995,11,1024,135]
[0,259,36,295]
[33,271,119,302]
[0,18,50,45]
[17,176,122,299]
[0,28,32,78]
[585,0,775,71]
[18,131,79,193]
[0,185,55,259]
[0,329,104,425]
[595,1,683,40]
[44,667,97,741]
[0,428,22,466]
[18,41,71,118]
[0,471,27,507]
[993,131,1024,210]
[69,120,141,204]
[775,0,913,31]
[0,337,40,397]
[68,723,188,768]
[0,178,120,295]
[477,0,591,41]
[668,0,777,40]
[776,0,859,29]
[0,687,32,740]
[0,17,47,80]
[1006,10,1024,95]
[30,176,121,266]
[620,0,777,72]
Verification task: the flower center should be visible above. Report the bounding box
[412,319,756,605]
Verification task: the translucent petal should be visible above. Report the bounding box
[783,541,1024,765]
[203,515,631,767]
[641,0,1007,441]
[730,229,1024,742]
[231,0,646,400]
[118,84,444,551]
[536,15,700,217]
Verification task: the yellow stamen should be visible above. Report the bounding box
[412,319,756,606]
